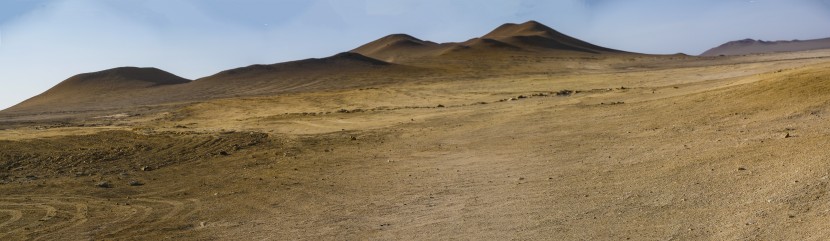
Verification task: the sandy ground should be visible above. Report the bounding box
[3,50,830,240]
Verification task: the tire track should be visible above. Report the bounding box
[32,202,90,241]
[0,202,57,239]
[0,195,201,240]
[0,209,23,229]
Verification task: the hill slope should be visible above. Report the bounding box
[4,21,628,116]
[3,48,830,240]
[351,20,623,62]
[701,37,830,56]
[187,52,405,97]
[479,20,621,53]
[2,53,403,115]
[4,67,190,113]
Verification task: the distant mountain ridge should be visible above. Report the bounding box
[3,20,627,114]
[701,37,830,56]
[350,20,623,62]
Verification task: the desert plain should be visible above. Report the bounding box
[2,21,830,240]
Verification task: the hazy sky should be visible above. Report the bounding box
[1,0,829,110]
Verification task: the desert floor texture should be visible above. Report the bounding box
[3,26,830,240]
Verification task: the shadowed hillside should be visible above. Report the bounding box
[4,67,190,113]
[2,21,628,116]
[351,20,624,63]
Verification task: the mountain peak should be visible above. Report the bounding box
[380,34,425,42]
[483,20,560,38]
[350,33,439,62]
[475,20,621,54]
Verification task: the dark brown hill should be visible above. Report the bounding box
[4,67,190,113]
[187,52,406,97]
[3,21,630,116]
[352,20,623,62]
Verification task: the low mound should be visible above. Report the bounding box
[64,67,190,86]
[461,38,521,50]
[45,67,189,92]
[701,38,830,56]
[5,67,190,113]
[729,63,830,105]
[199,52,391,80]
[438,38,521,55]
[187,52,405,97]
[30,67,189,95]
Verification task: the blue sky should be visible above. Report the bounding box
[1,0,829,110]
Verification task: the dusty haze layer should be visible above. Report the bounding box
[2,21,830,240]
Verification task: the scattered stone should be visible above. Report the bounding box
[517,95,528,99]
[219,151,230,156]
[96,181,112,188]
[738,167,747,171]
[437,104,445,108]
[600,101,625,105]
[784,132,793,138]
[350,136,358,141]
[555,90,573,96]
[128,180,144,186]
[141,166,152,172]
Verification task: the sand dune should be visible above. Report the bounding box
[702,37,830,56]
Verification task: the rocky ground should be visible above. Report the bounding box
[2,50,830,240]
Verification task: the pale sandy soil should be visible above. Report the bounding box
[2,50,830,240]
